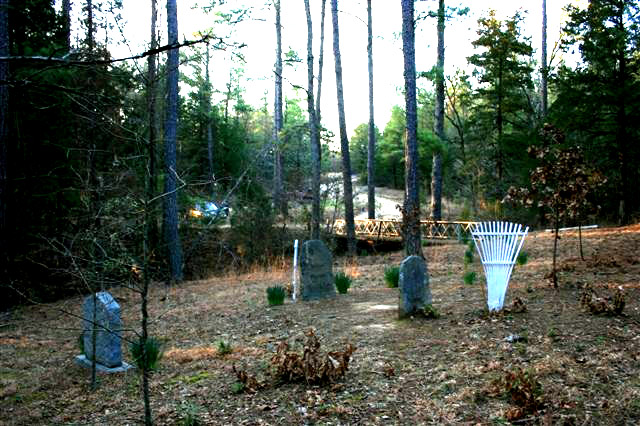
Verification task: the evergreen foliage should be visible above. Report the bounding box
[467,10,535,197]
[334,271,352,294]
[130,337,164,372]
[552,0,640,223]
[266,286,286,306]
[384,266,400,288]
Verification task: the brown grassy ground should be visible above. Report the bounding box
[1,224,640,425]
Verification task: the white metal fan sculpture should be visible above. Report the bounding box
[471,221,529,312]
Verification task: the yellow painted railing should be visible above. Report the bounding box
[332,219,478,241]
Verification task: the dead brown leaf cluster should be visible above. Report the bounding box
[489,366,543,421]
[580,284,625,315]
[271,328,355,385]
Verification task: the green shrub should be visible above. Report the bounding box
[463,271,477,285]
[463,249,474,265]
[130,336,164,372]
[179,401,203,426]
[230,382,245,394]
[384,266,400,288]
[334,272,352,294]
[266,285,286,306]
[216,339,233,355]
[422,304,440,319]
[457,230,471,245]
[516,251,529,266]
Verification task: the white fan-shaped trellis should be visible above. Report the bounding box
[471,221,529,311]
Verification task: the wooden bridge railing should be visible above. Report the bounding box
[332,219,478,241]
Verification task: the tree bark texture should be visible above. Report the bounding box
[272,0,285,215]
[205,45,215,198]
[0,0,8,269]
[430,0,445,220]
[164,0,183,282]
[315,0,327,121]
[304,0,321,239]
[401,0,423,257]
[85,0,94,51]
[147,0,159,253]
[367,0,376,220]
[541,0,548,117]
[331,0,356,255]
[62,0,72,50]
[143,3,158,422]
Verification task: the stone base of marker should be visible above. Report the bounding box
[74,355,134,373]
[398,255,432,318]
[300,240,336,301]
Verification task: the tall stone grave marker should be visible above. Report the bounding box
[300,240,336,301]
[75,291,132,373]
[398,255,432,318]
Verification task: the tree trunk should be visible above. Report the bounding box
[401,0,422,257]
[147,0,159,256]
[303,0,321,240]
[366,0,376,220]
[85,0,94,51]
[578,223,584,261]
[272,0,285,216]
[205,45,215,198]
[552,208,559,289]
[496,64,503,181]
[331,0,356,255]
[615,8,631,225]
[541,0,548,118]
[142,5,158,422]
[164,0,183,282]
[430,0,445,220]
[62,0,72,50]
[141,190,153,426]
[0,0,9,272]
[315,0,327,120]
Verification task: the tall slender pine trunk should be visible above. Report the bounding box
[273,0,285,216]
[141,4,158,424]
[367,0,376,220]
[331,0,356,255]
[62,0,72,51]
[431,0,445,220]
[164,0,183,282]
[541,0,548,118]
[316,0,327,119]
[205,45,215,198]
[303,0,321,239]
[401,0,422,257]
[0,0,9,272]
[147,0,159,256]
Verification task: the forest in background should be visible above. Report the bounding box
[0,0,639,309]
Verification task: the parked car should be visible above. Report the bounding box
[189,201,230,223]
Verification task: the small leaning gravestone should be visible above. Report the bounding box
[398,255,432,318]
[75,291,133,373]
[300,240,336,301]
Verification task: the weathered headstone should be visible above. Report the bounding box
[75,292,132,373]
[398,255,432,318]
[300,240,336,301]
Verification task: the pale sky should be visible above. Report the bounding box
[65,0,583,141]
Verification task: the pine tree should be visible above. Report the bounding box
[467,11,533,187]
